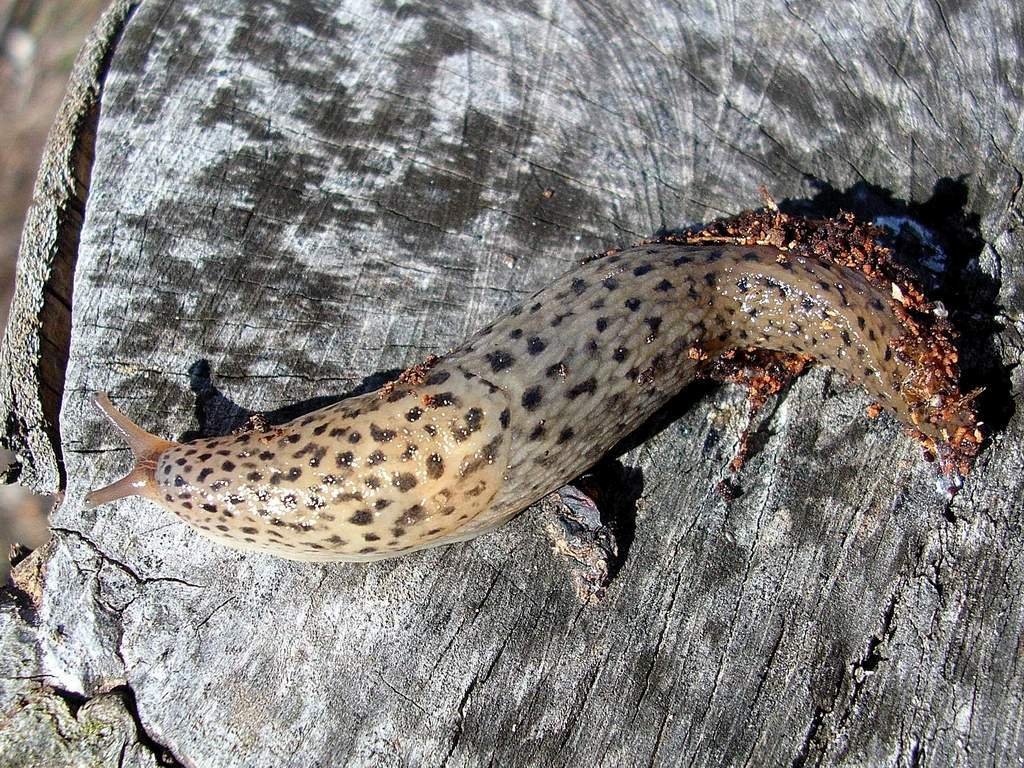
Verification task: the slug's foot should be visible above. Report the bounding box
[541,481,619,603]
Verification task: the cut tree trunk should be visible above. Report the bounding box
[2,1,1023,766]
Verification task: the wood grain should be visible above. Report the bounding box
[2,0,1023,765]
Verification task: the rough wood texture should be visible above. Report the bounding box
[2,0,1023,765]
[0,0,137,492]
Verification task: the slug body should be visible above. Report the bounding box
[88,239,978,561]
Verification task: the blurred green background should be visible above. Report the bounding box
[0,0,108,578]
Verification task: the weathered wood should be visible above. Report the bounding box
[0,0,137,493]
[2,0,1023,766]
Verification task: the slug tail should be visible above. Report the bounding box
[84,392,177,509]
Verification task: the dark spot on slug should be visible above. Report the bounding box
[429,392,459,407]
[349,510,373,525]
[571,277,587,295]
[521,386,544,410]
[625,297,641,311]
[393,472,417,491]
[557,427,575,444]
[197,468,213,482]
[633,264,653,276]
[308,447,326,467]
[527,336,546,355]
[485,350,515,372]
[426,454,445,478]
[596,317,608,332]
[566,377,597,399]
[546,362,567,379]
[655,279,674,292]
[417,370,447,388]
[401,505,425,525]
[370,424,396,443]
[405,407,423,422]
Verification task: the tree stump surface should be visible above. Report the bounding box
[2,1,1023,766]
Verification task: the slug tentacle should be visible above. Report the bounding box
[84,392,178,509]
[88,212,982,562]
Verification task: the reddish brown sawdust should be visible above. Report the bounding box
[379,354,440,400]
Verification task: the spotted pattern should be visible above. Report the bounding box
[150,372,510,562]
[114,243,919,563]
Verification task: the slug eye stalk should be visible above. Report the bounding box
[84,392,177,509]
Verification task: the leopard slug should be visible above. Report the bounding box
[86,222,981,562]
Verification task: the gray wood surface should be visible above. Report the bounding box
[2,0,1023,765]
